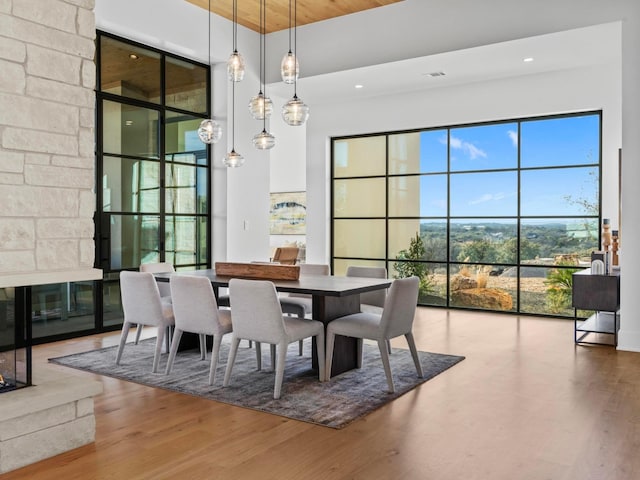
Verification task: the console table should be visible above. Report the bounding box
[572,268,620,346]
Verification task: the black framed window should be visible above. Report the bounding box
[331,112,601,317]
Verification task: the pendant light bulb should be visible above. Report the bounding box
[281,51,299,84]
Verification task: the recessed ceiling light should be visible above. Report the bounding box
[129,53,139,60]
[424,71,446,77]
[355,84,364,89]
[523,57,534,62]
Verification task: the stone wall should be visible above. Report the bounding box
[0,0,101,287]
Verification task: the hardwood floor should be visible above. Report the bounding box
[5,308,640,479]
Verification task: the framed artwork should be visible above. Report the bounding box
[270,191,306,235]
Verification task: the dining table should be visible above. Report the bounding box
[155,268,392,377]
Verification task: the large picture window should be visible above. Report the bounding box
[331,112,601,317]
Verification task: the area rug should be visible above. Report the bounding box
[49,339,464,429]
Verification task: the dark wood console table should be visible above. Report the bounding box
[572,268,620,346]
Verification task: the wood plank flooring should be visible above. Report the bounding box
[5,308,640,480]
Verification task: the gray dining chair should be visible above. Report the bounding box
[117,271,175,373]
[279,263,330,355]
[346,265,392,353]
[223,278,326,399]
[325,276,423,393]
[137,262,175,347]
[165,275,232,385]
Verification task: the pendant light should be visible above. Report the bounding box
[223,79,244,167]
[226,0,245,82]
[223,2,243,168]
[197,0,222,144]
[280,0,298,84]
[248,0,273,121]
[252,0,276,149]
[281,0,309,126]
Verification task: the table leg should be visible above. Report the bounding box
[311,294,360,377]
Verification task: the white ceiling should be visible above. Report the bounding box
[269,22,620,105]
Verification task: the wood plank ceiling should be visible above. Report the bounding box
[185,0,404,33]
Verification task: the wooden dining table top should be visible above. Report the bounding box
[154,268,391,297]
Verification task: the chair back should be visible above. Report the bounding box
[139,262,175,274]
[346,265,387,308]
[229,279,286,343]
[170,275,224,335]
[120,271,165,327]
[288,263,330,299]
[140,262,175,298]
[379,276,419,338]
[272,247,299,265]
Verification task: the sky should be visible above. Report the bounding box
[417,113,600,219]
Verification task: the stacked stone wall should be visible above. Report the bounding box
[0,0,98,282]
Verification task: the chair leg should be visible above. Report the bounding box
[405,332,424,378]
[255,342,262,371]
[209,334,224,385]
[378,338,395,393]
[273,341,288,399]
[134,324,143,344]
[299,339,304,356]
[152,325,166,374]
[116,321,132,365]
[316,330,326,382]
[325,329,335,381]
[199,334,206,361]
[387,339,392,354]
[164,328,184,375]
[270,344,276,371]
[223,336,241,387]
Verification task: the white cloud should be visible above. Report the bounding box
[508,130,518,147]
[469,191,509,205]
[450,135,487,160]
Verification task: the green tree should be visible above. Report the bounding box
[393,233,434,295]
[456,240,499,263]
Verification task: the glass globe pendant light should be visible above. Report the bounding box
[280,0,298,84]
[252,0,275,150]
[249,0,272,125]
[226,0,245,82]
[282,94,309,126]
[248,92,273,120]
[282,0,309,126]
[253,129,276,150]
[198,0,222,144]
[223,30,244,167]
[197,118,222,144]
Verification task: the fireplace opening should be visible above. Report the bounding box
[0,287,32,394]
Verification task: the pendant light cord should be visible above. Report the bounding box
[262,0,267,131]
[293,0,298,96]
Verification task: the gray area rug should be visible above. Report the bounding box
[49,338,464,429]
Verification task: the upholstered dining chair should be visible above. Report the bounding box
[117,271,175,373]
[165,275,232,385]
[137,262,175,346]
[279,263,330,355]
[346,265,391,353]
[223,278,326,399]
[325,276,423,393]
